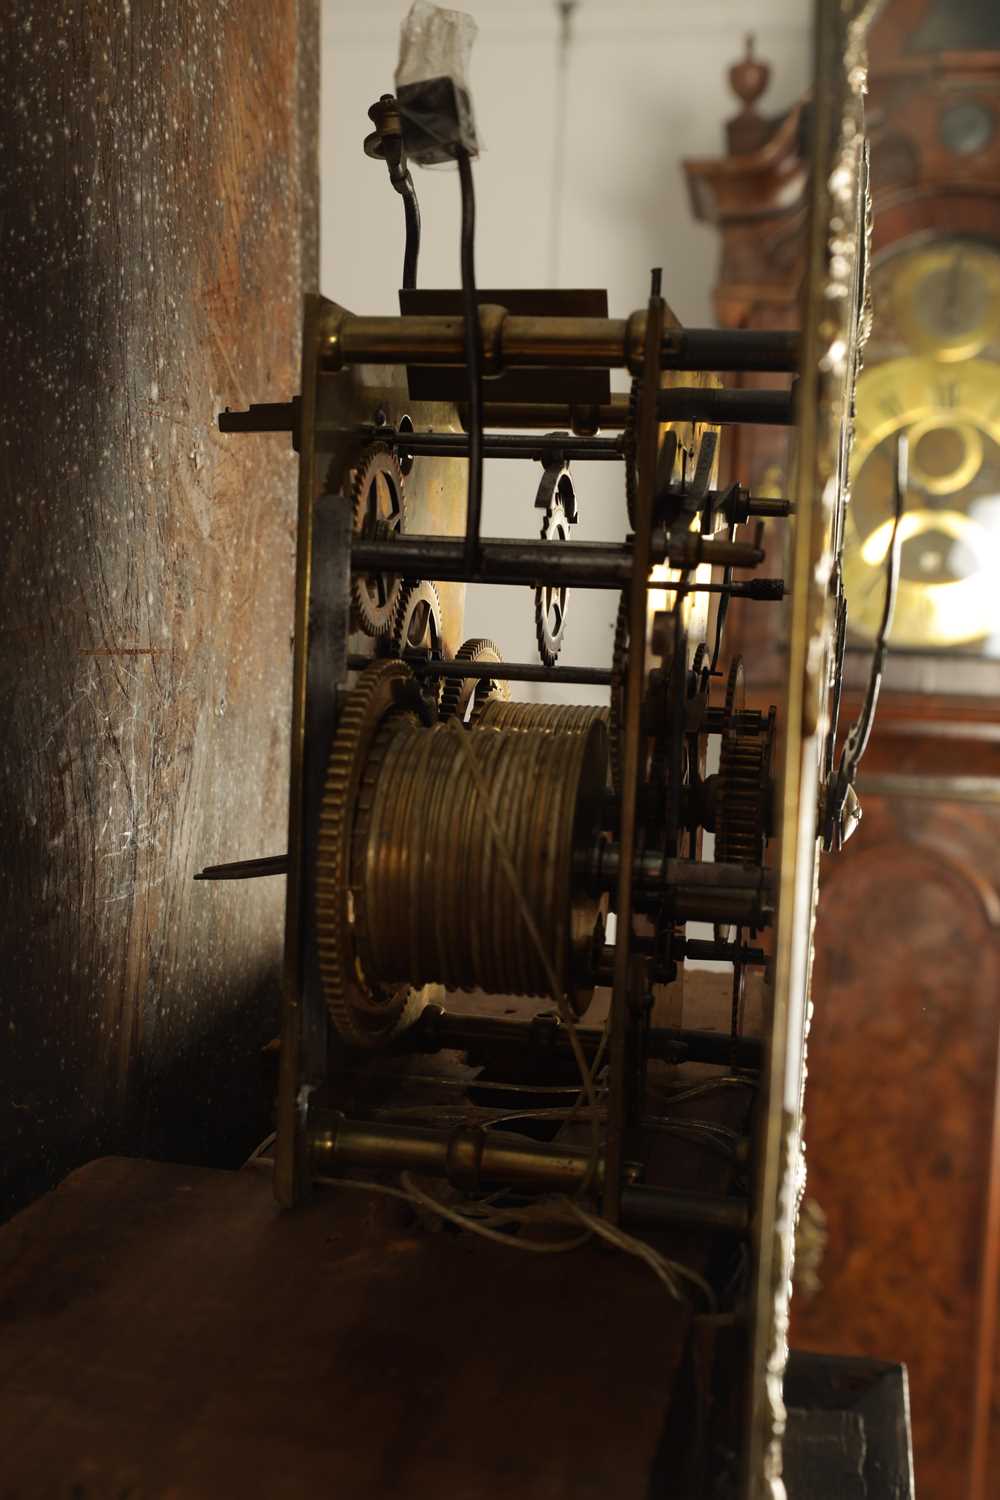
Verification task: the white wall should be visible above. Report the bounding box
[320,0,810,701]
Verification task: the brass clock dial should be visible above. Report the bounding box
[845,356,1000,647]
[890,241,1000,363]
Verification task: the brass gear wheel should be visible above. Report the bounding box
[350,445,407,638]
[608,592,629,794]
[315,659,431,1047]
[390,579,443,659]
[715,670,773,869]
[715,734,769,866]
[534,498,571,667]
[439,638,510,723]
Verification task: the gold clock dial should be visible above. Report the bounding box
[890,242,1000,363]
[845,356,1000,647]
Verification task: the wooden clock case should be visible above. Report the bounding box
[686,6,1000,1499]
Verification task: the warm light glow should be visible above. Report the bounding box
[855,504,1000,646]
[859,508,979,567]
[647,561,675,618]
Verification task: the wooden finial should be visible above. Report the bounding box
[729,33,770,115]
[725,34,773,155]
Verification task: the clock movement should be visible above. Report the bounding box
[200,1,894,1491]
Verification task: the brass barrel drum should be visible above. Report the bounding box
[473,699,609,735]
[316,661,608,1046]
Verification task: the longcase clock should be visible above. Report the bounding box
[685,8,1000,1500]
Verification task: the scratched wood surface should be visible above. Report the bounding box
[791,793,1000,1500]
[0,1,317,1217]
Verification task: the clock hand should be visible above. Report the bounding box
[944,249,965,335]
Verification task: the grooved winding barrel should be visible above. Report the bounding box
[315,662,608,1046]
[474,700,609,734]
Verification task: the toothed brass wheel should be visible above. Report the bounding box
[535,494,571,667]
[715,664,773,871]
[608,592,629,795]
[390,579,442,658]
[439,637,510,723]
[315,659,432,1047]
[350,445,407,638]
[387,577,446,709]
